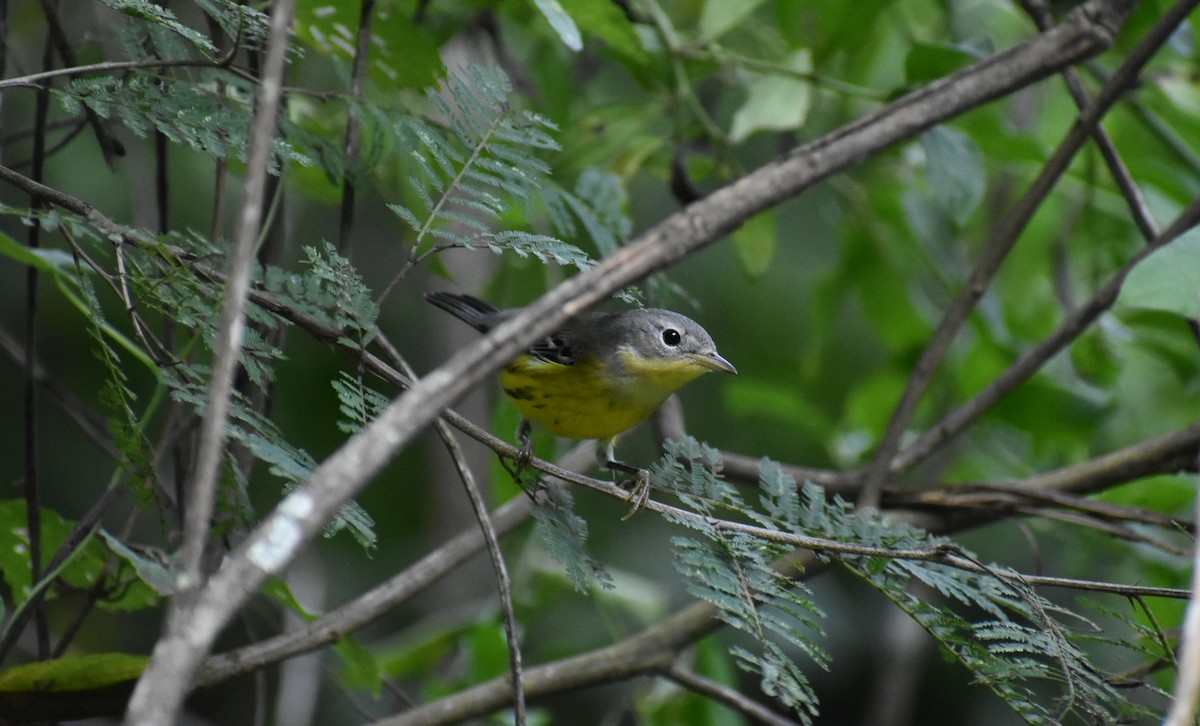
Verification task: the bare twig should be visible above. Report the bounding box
[1019,0,1158,241]
[336,0,376,253]
[664,665,800,726]
[894,476,1196,536]
[22,17,55,660]
[196,416,1197,694]
[893,194,1200,475]
[857,0,1194,509]
[377,603,716,726]
[123,1,297,724]
[0,49,242,91]
[198,439,597,687]
[37,0,121,167]
[373,333,527,725]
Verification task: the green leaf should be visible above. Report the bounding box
[921,125,985,224]
[732,208,777,277]
[0,232,78,275]
[98,0,215,53]
[0,653,147,722]
[904,43,980,86]
[560,0,648,65]
[335,636,384,699]
[730,50,813,143]
[98,531,175,596]
[466,622,511,682]
[531,0,583,51]
[1118,228,1200,318]
[0,500,156,612]
[0,652,146,691]
[700,0,768,41]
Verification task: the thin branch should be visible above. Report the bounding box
[856,0,1196,508]
[22,16,55,660]
[1019,0,1158,240]
[123,1,296,724]
[198,439,597,687]
[376,603,716,726]
[0,50,242,91]
[4,117,90,170]
[336,0,375,253]
[663,665,800,726]
[649,504,1193,599]
[1007,507,1188,556]
[1123,93,1200,175]
[894,475,1196,535]
[892,194,1200,475]
[37,0,121,167]
[173,12,290,587]
[186,383,1197,705]
[0,325,120,461]
[373,334,527,725]
[432,419,527,724]
[377,535,1185,726]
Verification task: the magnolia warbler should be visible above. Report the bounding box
[426,292,736,505]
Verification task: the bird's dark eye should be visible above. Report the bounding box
[662,328,682,347]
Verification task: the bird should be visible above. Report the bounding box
[426,291,737,510]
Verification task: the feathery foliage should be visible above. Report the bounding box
[385,64,594,271]
[530,485,613,593]
[644,439,1171,722]
[57,75,310,171]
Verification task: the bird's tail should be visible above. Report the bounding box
[425,292,501,333]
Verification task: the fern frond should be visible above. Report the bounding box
[166,365,378,551]
[530,485,613,593]
[99,0,216,53]
[384,65,594,275]
[332,371,390,435]
[193,0,271,49]
[650,444,1169,722]
[56,75,310,171]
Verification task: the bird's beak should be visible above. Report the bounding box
[692,351,738,375]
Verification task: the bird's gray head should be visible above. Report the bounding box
[613,309,737,377]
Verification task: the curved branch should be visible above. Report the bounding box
[376,603,719,726]
[0,57,237,90]
[663,665,799,726]
[857,0,1193,508]
[892,194,1200,475]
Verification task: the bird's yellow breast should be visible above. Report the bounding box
[498,350,708,440]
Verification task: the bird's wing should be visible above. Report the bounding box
[527,331,576,365]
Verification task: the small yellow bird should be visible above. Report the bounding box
[426,292,736,504]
